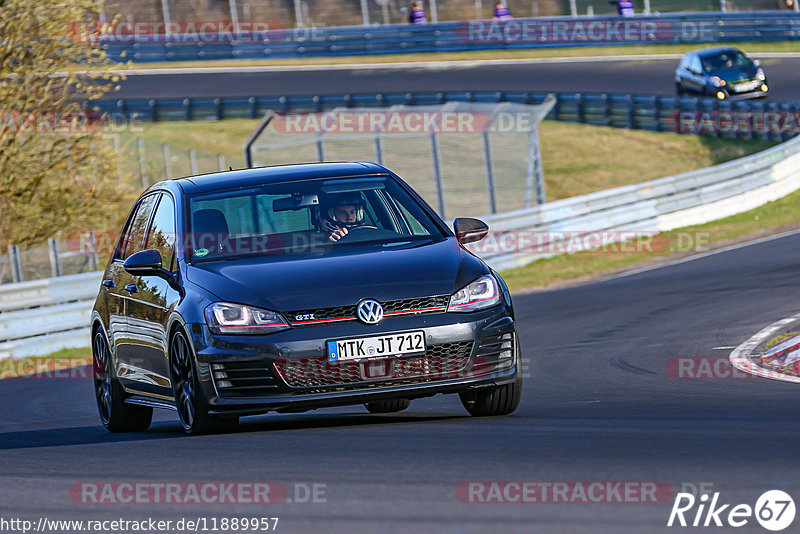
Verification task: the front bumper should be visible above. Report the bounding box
[186,304,518,415]
[714,82,769,101]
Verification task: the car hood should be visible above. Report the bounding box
[185,237,486,312]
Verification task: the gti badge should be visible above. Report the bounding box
[295,313,315,321]
[357,299,384,325]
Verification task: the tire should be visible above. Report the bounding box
[93,329,152,433]
[170,328,239,435]
[365,398,411,413]
[675,82,685,96]
[459,363,522,417]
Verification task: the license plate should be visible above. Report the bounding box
[733,82,756,92]
[327,331,426,362]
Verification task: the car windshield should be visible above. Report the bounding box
[701,50,752,72]
[187,175,446,262]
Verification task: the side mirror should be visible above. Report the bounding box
[453,217,489,245]
[754,59,761,67]
[123,249,164,277]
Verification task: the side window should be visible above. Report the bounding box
[396,202,427,235]
[118,194,158,260]
[145,194,176,271]
[691,56,702,73]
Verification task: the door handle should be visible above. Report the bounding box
[124,284,138,294]
[102,280,115,288]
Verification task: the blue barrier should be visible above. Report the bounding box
[91,90,800,141]
[98,12,800,62]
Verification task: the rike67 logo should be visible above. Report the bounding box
[668,490,795,531]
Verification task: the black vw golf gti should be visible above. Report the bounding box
[91,162,522,434]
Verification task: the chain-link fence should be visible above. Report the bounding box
[248,100,556,219]
[0,136,236,285]
[100,0,797,32]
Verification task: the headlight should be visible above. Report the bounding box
[204,302,290,334]
[710,76,726,87]
[448,275,502,312]
[756,68,766,81]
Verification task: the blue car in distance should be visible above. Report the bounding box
[675,47,768,100]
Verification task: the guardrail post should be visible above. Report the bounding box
[313,95,321,112]
[576,93,585,124]
[602,94,610,126]
[116,99,127,119]
[163,143,173,180]
[430,133,446,218]
[316,137,325,162]
[189,148,198,175]
[553,95,561,121]
[218,154,227,171]
[8,245,22,283]
[627,95,635,129]
[149,99,158,122]
[248,97,257,119]
[87,232,99,271]
[48,238,62,278]
[653,96,661,132]
[482,131,497,214]
[374,135,384,165]
[137,137,148,188]
[526,128,546,207]
[214,98,223,120]
[112,133,124,182]
[183,98,192,121]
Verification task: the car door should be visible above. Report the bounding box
[686,55,706,94]
[122,192,180,399]
[113,192,159,392]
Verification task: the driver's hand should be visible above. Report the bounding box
[329,227,348,242]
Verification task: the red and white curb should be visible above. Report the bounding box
[729,311,800,383]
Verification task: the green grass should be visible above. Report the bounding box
[109,41,800,71]
[501,185,800,291]
[0,347,92,379]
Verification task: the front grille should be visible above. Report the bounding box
[273,340,474,388]
[211,361,280,398]
[287,295,449,326]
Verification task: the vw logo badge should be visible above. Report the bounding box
[357,299,384,325]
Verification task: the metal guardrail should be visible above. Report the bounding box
[475,131,800,270]
[98,12,800,62]
[0,272,101,359]
[3,130,800,358]
[94,90,800,141]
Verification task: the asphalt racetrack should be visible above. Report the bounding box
[3,231,800,533]
[114,56,800,102]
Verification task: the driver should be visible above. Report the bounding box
[320,192,367,242]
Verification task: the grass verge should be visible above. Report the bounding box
[110,41,800,70]
[500,185,800,291]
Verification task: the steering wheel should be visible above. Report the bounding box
[336,225,380,242]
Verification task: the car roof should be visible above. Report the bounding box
[171,161,391,195]
[693,46,745,58]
